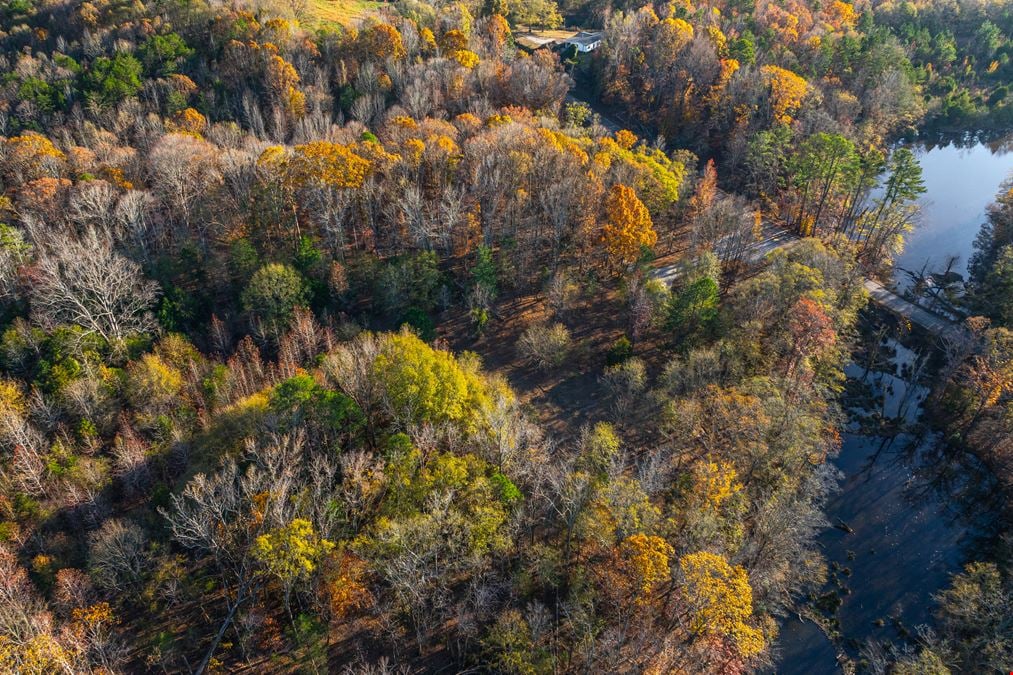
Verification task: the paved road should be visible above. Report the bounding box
[652,226,962,338]
[861,278,963,338]
[565,93,622,134]
[650,222,801,287]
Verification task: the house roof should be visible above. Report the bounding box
[565,31,604,46]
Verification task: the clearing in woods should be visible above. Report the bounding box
[308,0,383,26]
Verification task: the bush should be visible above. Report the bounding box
[518,323,572,371]
[606,335,634,366]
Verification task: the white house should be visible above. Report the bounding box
[564,31,604,53]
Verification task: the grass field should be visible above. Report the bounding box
[519,28,581,40]
[308,0,383,27]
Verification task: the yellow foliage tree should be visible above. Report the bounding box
[372,330,489,429]
[692,460,741,511]
[451,49,480,68]
[126,353,183,412]
[761,65,808,124]
[439,28,469,53]
[827,1,858,30]
[602,183,656,266]
[620,533,673,597]
[420,27,438,53]
[254,518,335,583]
[1,133,65,182]
[659,17,694,51]
[172,108,206,134]
[614,129,638,150]
[269,141,373,190]
[679,551,765,658]
[265,54,305,118]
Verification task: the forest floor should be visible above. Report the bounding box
[438,283,672,448]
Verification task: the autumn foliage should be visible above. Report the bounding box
[602,183,656,266]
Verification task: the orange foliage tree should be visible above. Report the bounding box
[360,24,407,61]
[602,183,656,267]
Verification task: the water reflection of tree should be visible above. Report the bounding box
[916,130,1013,152]
[855,308,1008,559]
[906,436,1006,557]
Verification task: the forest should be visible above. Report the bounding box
[0,0,1009,672]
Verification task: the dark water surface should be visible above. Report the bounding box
[773,343,990,673]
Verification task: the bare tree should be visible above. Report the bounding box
[87,518,150,592]
[146,132,224,244]
[30,229,159,344]
[0,393,48,497]
[517,323,572,371]
[161,433,334,674]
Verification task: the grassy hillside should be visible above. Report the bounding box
[307,0,383,26]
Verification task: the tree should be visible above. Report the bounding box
[679,551,765,659]
[253,518,334,618]
[970,181,1013,312]
[30,230,159,345]
[138,33,194,76]
[518,323,572,371]
[603,184,656,268]
[1,133,65,183]
[483,609,553,674]
[854,147,925,263]
[126,353,184,415]
[87,519,149,593]
[505,0,561,29]
[666,275,719,346]
[601,357,646,420]
[161,433,333,673]
[976,245,1013,326]
[147,133,223,236]
[620,533,673,598]
[761,65,808,125]
[83,54,143,105]
[0,545,77,673]
[372,330,486,429]
[0,224,31,303]
[241,263,308,340]
[935,562,1013,671]
[784,297,837,383]
[360,24,407,61]
[785,133,858,235]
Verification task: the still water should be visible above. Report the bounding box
[776,139,1012,672]
[774,343,974,673]
[893,137,1013,286]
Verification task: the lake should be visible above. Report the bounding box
[772,338,998,673]
[774,137,1012,672]
[892,136,1013,287]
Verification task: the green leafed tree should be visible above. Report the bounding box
[241,263,308,340]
